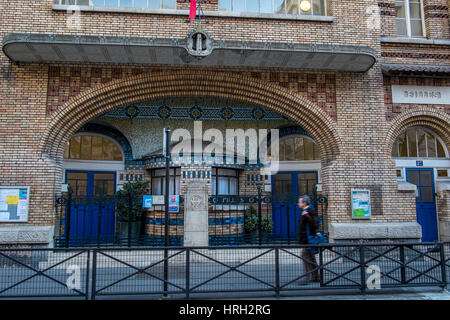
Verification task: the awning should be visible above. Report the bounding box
[381,63,450,77]
[3,33,376,72]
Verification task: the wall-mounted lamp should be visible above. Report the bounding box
[300,0,311,12]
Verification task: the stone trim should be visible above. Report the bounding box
[329,222,422,241]
[0,226,55,246]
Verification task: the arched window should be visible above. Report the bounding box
[391,127,447,158]
[271,136,320,161]
[64,135,124,161]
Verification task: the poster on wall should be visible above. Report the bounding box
[168,195,180,213]
[351,189,371,219]
[0,186,30,222]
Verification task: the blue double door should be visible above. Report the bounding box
[65,171,116,242]
[406,168,439,242]
[271,171,318,238]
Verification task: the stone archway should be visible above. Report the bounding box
[385,108,450,156]
[41,70,341,167]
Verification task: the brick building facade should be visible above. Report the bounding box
[0,0,448,247]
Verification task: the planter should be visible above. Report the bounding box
[117,221,142,239]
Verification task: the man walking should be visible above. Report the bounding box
[297,195,320,283]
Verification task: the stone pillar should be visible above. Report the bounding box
[437,184,450,241]
[184,181,209,247]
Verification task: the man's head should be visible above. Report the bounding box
[297,195,311,210]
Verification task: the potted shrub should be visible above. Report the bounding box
[244,206,273,238]
[115,180,150,240]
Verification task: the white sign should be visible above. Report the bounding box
[0,186,30,222]
[392,85,450,105]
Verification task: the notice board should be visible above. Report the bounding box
[0,186,30,222]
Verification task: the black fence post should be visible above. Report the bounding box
[258,185,262,246]
[319,246,324,287]
[91,249,97,300]
[186,248,190,299]
[85,249,90,300]
[128,184,133,247]
[360,245,366,294]
[65,188,72,248]
[275,247,280,297]
[400,245,407,284]
[439,242,447,289]
[97,202,102,248]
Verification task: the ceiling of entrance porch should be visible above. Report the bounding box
[3,33,376,73]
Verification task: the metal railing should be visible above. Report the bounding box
[1,242,448,299]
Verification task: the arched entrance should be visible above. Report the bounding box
[44,70,341,245]
[386,109,450,242]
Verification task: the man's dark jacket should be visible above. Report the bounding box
[298,207,318,245]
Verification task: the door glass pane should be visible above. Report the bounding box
[67,172,88,196]
[81,136,92,160]
[284,138,294,161]
[273,174,292,196]
[69,136,81,159]
[294,137,305,160]
[102,139,113,160]
[94,173,115,196]
[437,140,446,158]
[260,0,272,13]
[113,145,123,161]
[417,129,427,157]
[420,187,433,202]
[92,136,103,160]
[407,130,417,157]
[426,134,437,157]
[407,170,419,185]
[304,139,314,160]
[399,132,408,156]
[274,0,285,13]
[420,170,432,186]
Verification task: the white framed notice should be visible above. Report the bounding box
[351,189,371,220]
[0,186,30,222]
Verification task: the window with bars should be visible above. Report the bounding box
[219,0,326,15]
[391,127,448,158]
[64,135,124,161]
[394,0,425,37]
[55,0,176,9]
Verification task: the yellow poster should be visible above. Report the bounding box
[6,195,19,205]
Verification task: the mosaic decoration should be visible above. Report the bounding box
[189,106,203,120]
[125,105,140,119]
[101,105,287,121]
[251,107,265,120]
[220,106,234,120]
[157,105,172,119]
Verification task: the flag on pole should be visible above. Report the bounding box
[189,0,197,20]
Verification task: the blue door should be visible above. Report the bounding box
[271,172,318,240]
[65,171,116,244]
[406,168,438,242]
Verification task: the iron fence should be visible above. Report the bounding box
[0,248,90,299]
[1,242,447,299]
